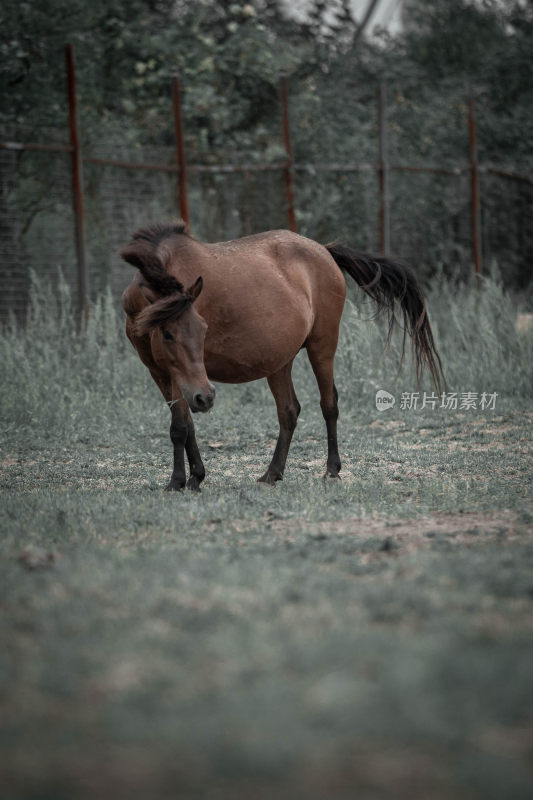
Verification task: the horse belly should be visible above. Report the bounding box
[204,306,310,383]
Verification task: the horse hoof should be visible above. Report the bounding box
[165,480,185,492]
[323,471,341,480]
[186,476,202,492]
[257,473,278,486]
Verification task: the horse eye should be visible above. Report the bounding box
[162,330,174,342]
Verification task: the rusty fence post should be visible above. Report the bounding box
[377,81,391,254]
[468,97,483,279]
[65,43,89,321]
[280,73,297,232]
[172,73,190,227]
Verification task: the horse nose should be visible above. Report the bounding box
[194,387,215,411]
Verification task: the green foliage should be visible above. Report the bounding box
[401,0,505,81]
[3,0,533,160]
[1,0,532,290]
[0,0,306,151]
[397,0,533,166]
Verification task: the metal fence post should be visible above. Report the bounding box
[65,43,89,321]
[280,73,297,232]
[377,81,391,254]
[468,97,483,279]
[172,73,190,227]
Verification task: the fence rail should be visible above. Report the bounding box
[1,43,532,320]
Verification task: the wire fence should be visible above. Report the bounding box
[1,45,531,323]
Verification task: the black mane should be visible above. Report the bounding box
[131,221,189,248]
[120,220,189,296]
[134,293,194,336]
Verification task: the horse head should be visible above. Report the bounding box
[135,276,216,413]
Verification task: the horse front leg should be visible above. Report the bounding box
[146,369,205,492]
[167,400,206,492]
[184,415,205,491]
[167,399,188,491]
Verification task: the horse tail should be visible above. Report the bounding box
[326,243,445,393]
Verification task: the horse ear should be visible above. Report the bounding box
[188,276,203,301]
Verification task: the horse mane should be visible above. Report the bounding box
[131,221,188,248]
[134,293,194,337]
[120,220,189,296]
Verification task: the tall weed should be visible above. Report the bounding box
[327,270,532,404]
[0,270,530,446]
[0,271,155,443]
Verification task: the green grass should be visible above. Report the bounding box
[1,273,532,799]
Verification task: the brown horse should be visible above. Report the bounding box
[121,222,444,491]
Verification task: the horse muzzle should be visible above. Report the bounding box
[189,384,216,413]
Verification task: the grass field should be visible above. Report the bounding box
[1,273,532,799]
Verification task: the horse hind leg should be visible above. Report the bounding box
[306,344,341,479]
[258,361,301,486]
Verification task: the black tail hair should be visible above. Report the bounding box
[326,243,445,392]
